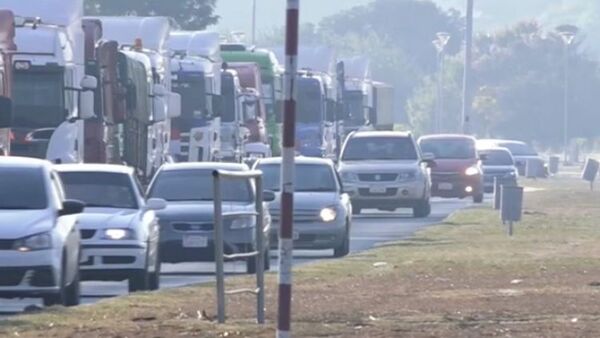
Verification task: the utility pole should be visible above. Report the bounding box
[557,25,577,164]
[277,1,298,337]
[433,32,450,133]
[251,0,257,45]
[461,0,474,134]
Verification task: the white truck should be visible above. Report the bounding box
[4,0,97,163]
[169,31,221,162]
[94,16,181,176]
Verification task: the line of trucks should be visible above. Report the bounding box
[0,0,395,183]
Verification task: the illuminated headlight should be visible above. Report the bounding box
[341,172,358,182]
[103,229,135,240]
[398,171,417,181]
[230,216,255,229]
[14,232,52,252]
[465,166,480,176]
[319,207,337,223]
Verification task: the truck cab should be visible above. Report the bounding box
[7,0,97,163]
[338,56,374,138]
[170,31,221,163]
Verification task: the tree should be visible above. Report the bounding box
[84,0,219,30]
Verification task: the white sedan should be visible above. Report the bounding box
[56,164,166,292]
[0,157,84,307]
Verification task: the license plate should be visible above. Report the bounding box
[182,235,208,248]
[369,187,387,194]
[438,183,453,191]
[293,232,300,240]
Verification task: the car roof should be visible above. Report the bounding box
[478,139,527,146]
[256,156,334,166]
[349,131,412,139]
[159,162,250,172]
[0,156,51,170]
[478,146,512,154]
[419,134,476,141]
[54,163,135,175]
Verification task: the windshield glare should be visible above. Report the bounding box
[149,169,253,202]
[13,71,66,128]
[59,172,138,209]
[342,137,418,161]
[419,138,476,160]
[498,142,538,156]
[258,163,337,192]
[480,150,514,166]
[0,168,48,210]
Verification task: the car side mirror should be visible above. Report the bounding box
[263,190,276,202]
[0,96,13,128]
[153,84,167,97]
[422,152,435,161]
[59,199,85,216]
[81,75,98,90]
[422,159,436,168]
[146,198,167,211]
[168,92,182,118]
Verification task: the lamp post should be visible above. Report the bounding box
[251,0,257,45]
[433,32,451,133]
[462,0,474,134]
[557,25,577,163]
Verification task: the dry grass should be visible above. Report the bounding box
[2,174,600,337]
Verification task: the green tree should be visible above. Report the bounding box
[84,0,219,30]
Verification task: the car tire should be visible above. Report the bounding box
[413,199,431,218]
[246,256,257,274]
[352,206,361,215]
[43,261,66,307]
[473,193,484,204]
[64,265,81,307]
[264,250,271,271]
[129,249,150,292]
[334,226,350,258]
[148,249,161,291]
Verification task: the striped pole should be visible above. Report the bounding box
[277,1,299,337]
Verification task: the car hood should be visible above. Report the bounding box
[431,159,477,173]
[269,192,338,213]
[156,201,253,222]
[0,209,55,240]
[77,208,140,230]
[339,160,420,173]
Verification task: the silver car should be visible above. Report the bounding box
[254,157,352,257]
[477,139,545,177]
[338,131,433,217]
[477,147,519,193]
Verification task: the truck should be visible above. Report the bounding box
[221,45,283,155]
[219,68,246,162]
[170,31,221,162]
[371,82,395,130]
[0,10,16,156]
[94,16,181,178]
[338,56,375,137]
[5,0,97,163]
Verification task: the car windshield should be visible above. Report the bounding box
[419,138,476,160]
[342,136,418,161]
[498,142,538,156]
[480,150,514,166]
[59,172,138,209]
[148,169,253,202]
[258,163,337,192]
[0,168,47,210]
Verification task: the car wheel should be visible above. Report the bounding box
[246,256,257,274]
[64,265,80,307]
[148,248,161,291]
[413,199,431,218]
[473,193,484,204]
[129,249,150,292]
[352,206,361,215]
[334,226,351,258]
[264,250,271,271]
[43,260,66,307]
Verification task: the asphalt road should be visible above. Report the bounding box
[1,198,471,314]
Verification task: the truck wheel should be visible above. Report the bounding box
[413,199,431,218]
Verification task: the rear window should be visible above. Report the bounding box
[0,168,48,210]
[480,150,514,166]
[342,136,418,161]
[419,138,476,160]
[497,142,538,156]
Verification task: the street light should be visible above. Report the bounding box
[251,0,257,45]
[433,32,451,133]
[556,25,578,164]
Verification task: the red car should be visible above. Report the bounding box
[418,134,484,203]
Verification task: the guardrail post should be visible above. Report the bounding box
[212,171,226,324]
[255,175,265,324]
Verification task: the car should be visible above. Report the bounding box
[477,147,519,193]
[477,139,545,177]
[254,157,352,257]
[418,134,484,203]
[0,157,84,307]
[55,164,167,292]
[147,162,272,274]
[337,131,433,217]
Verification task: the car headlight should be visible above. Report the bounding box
[103,229,135,240]
[320,207,337,223]
[230,216,255,229]
[465,166,480,176]
[341,172,358,182]
[14,232,52,252]
[398,171,417,181]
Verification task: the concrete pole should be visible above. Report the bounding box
[462,0,474,134]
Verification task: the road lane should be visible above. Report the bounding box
[1,198,471,314]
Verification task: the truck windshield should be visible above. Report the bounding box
[342,137,418,161]
[173,78,206,119]
[345,91,366,125]
[13,72,66,129]
[221,76,236,123]
[297,80,322,124]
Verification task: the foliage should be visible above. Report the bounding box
[84,0,219,30]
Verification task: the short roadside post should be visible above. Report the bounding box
[501,185,524,236]
[581,158,599,191]
[494,177,516,210]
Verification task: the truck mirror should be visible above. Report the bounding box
[79,91,96,120]
[81,75,98,90]
[153,97,168,123]
[168,92,181,118]
[0,96,13,128]
[153,84,167,97]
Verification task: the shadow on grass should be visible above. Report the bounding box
[375,237,454,248]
